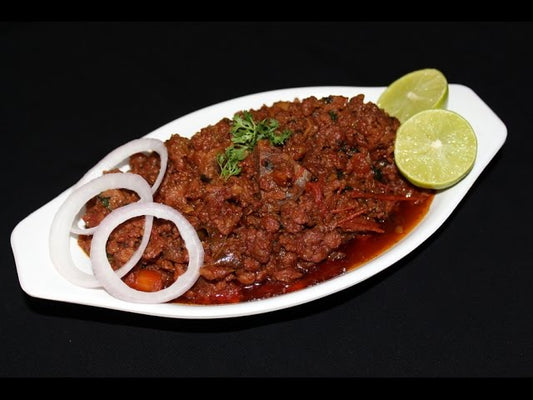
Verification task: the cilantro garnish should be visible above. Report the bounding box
[217,111,292,179]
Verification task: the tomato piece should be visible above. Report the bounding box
[125,269,164,292]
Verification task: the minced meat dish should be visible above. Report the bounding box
[79,94,433,304]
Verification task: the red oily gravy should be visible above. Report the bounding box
[179,194,433,304]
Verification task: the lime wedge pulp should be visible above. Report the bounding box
[378,68,448,123]
[394,109,477,190]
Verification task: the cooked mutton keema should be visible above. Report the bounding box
[78,95,433,304]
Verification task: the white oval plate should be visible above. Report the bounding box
[11,85,507,319]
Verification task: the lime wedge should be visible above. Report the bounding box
[378,68,448,123]
[394,109,477,190]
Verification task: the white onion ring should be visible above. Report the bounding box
[71,138,167,235]
[49,173,153,288]
[90,202,203,304]
[74,138,168,194]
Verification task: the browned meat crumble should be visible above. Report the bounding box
[79,95,432,304]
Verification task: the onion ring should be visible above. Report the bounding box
[49,173,153,288]
[74,138,168,194]
[71,138,167,235]
[90,202,203,304]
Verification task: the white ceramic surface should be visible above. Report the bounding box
[10,85,507,319]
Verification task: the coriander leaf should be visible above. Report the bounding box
[217,111,293,179]
[98,195,111,210]
[267,129,292,146]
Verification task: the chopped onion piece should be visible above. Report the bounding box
[90,202,203,303]
[74,138,168,194]
[49,173,153,288]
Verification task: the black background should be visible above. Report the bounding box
[2,22,532,377]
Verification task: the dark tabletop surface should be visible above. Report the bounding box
[2,21,532,378]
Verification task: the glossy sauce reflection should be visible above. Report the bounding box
[241,195,434,301]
